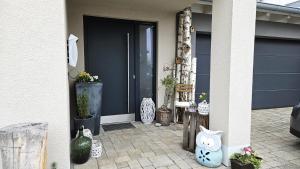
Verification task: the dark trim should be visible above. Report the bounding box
[255,35,300,41]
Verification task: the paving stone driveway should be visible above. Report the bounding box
[72,107,300,169]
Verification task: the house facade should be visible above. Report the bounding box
[2,0,300,168]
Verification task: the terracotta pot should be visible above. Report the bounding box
[156,108,172,126]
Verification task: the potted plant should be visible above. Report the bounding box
[74,90,95,134]
[188,101,197,113]
[198,92,209,115]
[230,147,262,169]
[156,75,176,126]
[75,71,103,135]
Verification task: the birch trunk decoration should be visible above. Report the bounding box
[176,14,184,103]
[179,7,193,102]
[0,123,48,169]
[191,57,197,102]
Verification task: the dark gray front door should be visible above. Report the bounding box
[84,16,156,118]
[84,16,135,116]
[196,33,300,109]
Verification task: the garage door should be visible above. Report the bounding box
[196,34,300,109]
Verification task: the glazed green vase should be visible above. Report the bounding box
[71,126,92,164]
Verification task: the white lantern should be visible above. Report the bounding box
[140,98,155,124]
[91,140,102,158]
[198,100,209,115]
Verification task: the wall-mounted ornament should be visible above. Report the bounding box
[190,26,195,33]
[176,57,183,64]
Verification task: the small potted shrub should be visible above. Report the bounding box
[230,147,262,169]
[74,90,95,134]
[188,101,197,113]
[156,75,176,126]
[75,71,103,135]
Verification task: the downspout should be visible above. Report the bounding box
[199,0,300,15]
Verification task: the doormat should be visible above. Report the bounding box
[102,123,135,131]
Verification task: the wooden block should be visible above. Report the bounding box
[182,110,209,153]
[0,123,48,169]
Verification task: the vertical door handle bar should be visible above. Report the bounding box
[127,33,130,114]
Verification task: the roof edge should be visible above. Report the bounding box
[198,0,300,15]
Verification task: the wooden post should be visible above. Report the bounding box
[0,123,48,169]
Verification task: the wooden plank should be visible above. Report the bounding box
[195,114,201,136]
[188,112,196,152]
[199,114,209,129]
[182,111,190,150]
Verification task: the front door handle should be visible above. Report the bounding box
[127,33,130,114]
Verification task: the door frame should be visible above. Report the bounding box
[83,16,157,123]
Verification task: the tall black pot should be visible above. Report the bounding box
[76,82,103,135]
[73,115,95,134]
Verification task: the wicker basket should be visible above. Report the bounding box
[156,108,172,126]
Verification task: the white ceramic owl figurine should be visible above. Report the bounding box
[195,126,223,168]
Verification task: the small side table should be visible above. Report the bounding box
[182,111,209,153]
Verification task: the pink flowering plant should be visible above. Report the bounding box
[230,146,262,169]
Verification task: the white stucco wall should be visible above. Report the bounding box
[67,1,178,108]
[0,0,70,168]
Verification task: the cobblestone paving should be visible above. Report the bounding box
[72,107,300,169]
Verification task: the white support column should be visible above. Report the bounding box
[210,0,256,166]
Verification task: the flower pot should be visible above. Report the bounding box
[76,82,103,135]
[230,159,255,169]
[198,100,209,115]
[140,98,155,124]
[156,108,172,126]
[74,115,96,134]
[71,127,92,164]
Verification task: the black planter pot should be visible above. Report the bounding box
[76,82,103,135]
[71,126,92,164]
[74,115,96,134]
[231,159,255,169]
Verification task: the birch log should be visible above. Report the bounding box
[0,123,48,169]
[180,7,192,101]
[176,14,184,102]
[191,57,197,102]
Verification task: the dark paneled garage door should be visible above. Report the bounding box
[196,33,300,109]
